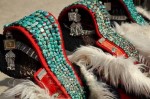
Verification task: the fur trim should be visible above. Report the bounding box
[76,62,116,99]
[114,22,150,66]
[69,46,150,97]
[0,71,115,99]
[0,71,116,99]
[136,6,150,20]
[1,80,53,99]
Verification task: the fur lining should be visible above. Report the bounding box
[114,22,150,66]
[76,62,116,99]
[1,80,53,99]
[0,70,116,99]
[136,6,150,20]
[69,46,150,97]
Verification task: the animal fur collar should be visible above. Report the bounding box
[69,46,150,97]
[114,22,150,67]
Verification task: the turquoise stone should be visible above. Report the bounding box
[44,26,49,30]
[43,12,49,16]
[37,24,42,28]
[48,25,52,28]
[45,30,49,34]
[53,23,58,28]
[48,16,54,22]
[45,37,48,40]
[51,29,55,33]
[42,33,47,37]
[43,23,46,26]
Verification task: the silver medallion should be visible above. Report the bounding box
[68,9,94,36]
[68,9,81,22]
[4,32,16,70]
[5,50,15,70]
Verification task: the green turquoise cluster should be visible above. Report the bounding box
[70,0,139,58]
[122,0,148,25]
[5,10,85,99]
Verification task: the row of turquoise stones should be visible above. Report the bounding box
[5,10,85,99]
[69,0,139,58]
[122,0,148,25]
[81,0,148,25]
[95,1,139,58]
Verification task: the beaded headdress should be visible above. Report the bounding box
[2,10,86,99]
[58,0,149,99]
[59,0,139,58]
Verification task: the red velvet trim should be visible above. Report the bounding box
[58,4,128,57]
[34,68,66,98]
[4,26,70,99]
[34,68,45,87]
[96,40,127,57]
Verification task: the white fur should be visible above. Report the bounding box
[0,71,115,99]
[136,6,150,20]
[69,46,150,97]
[1,80,53,99]
[114,22,150,65]
[76,61,116,99]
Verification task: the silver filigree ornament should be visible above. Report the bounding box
[68,9,94,36]
[68,9,81,22]
[5,50,15,70]
[4,32,16,70]
[70,22,84,36]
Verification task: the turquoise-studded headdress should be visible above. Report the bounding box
[58,0,149,99]
[3,10,86,99]
[59,0,139,58]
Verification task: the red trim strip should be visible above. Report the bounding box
[34,68,45,87]
[34,68,66,98]
[96,40,127,57]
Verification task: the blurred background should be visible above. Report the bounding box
[0,0,78,33]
